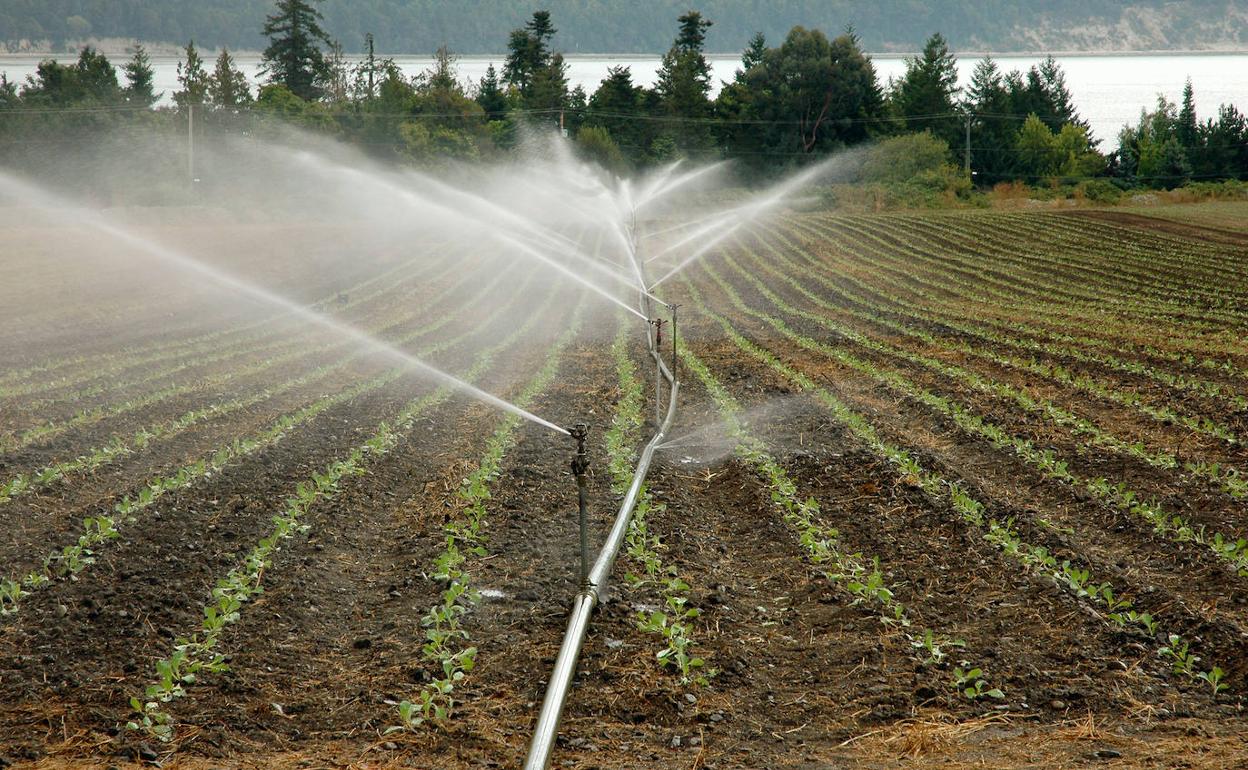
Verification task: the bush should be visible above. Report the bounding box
[1074,179,1123,204]
[859,132,952,185]
[575,125,627,173]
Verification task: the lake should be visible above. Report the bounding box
[2,51,1246,147]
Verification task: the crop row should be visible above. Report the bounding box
[132,282,574,740]
[394,294,582,730]
[680,276,1227,697]
[889,212,1248,315]
[0,252,469,454]
[781,218,1248,417]
[826,213,1248,359]
[874,212,1248,330]
[0,246,457,400]
[0,260,525,503]
[760,221,1246,448]
[699,256,1248,582]
[802,213,1248,354]
[678,330,1001,697]
[732,231,1248,502]
[0,268,539,614]
[605,321,711,685]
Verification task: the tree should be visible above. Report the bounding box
[964,56,1013,181]
[504,10,556,93]
[1115,94,1189,187]
[576,125,626,172]
[740,32,767,74]
[261,0,333,100]
[323,40,351,103]
[476,63,508,120]
[1176,78,1199,150]
[859,131,955,184]
[173,41,210,109]
[122,44,158,106]
[726,26,883,166]
[209,48,252,108]
[585,65,650,162]
[890,32,960,147]
[503,11,567,120]
[1015,113,1102,180]
[655,11,715,155]
[1199,104,1248,180]
[406,46,491,163]
[20,47,122,106]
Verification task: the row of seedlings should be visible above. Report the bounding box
[130,283,572,739]
[680,277,1229,697]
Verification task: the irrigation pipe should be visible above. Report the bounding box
[524,236,680,769]
[524,369,678,769]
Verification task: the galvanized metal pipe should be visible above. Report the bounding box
[524,360,679,770]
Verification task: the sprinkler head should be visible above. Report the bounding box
[650,317,667,346]
[569,423,590,477]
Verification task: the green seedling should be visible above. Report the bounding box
[953,667,1004,700]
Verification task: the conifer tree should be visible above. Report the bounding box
[209,48,252,108]
[891,32,960,147]
[122,44,158,106]
[173,41,210,108]
[655,11,715,154]
[260,0,333,100]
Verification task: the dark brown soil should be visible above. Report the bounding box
[3,211,1247,770]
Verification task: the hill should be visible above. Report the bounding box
[2,1,1246,54]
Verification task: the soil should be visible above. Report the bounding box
[2,210,1248,769]
[1062,209,1248,248]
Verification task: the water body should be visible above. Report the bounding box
[2,51,1245,146]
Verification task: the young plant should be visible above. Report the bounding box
[952,667,1004,700]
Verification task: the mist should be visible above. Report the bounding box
[0,125,849,436]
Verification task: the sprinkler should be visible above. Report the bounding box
[650,317,668,423]
[651,316,667,348]
[669,303,680,382]
[569,423,591,588]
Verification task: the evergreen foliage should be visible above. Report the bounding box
[260,0,332,100]
[0,5,1244,193]
[173,41,209,108]
[122,45,158,106]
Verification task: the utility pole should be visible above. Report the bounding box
[366,33,375,99]
[964,112,972,175]
[187,103,195,186]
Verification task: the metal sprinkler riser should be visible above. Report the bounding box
[569,423,591,589]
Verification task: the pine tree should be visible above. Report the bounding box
[587,65,646,155]
[122,44,158,106]
[209,48,252,108]
[737,32,766,80]
[173,41,210,108]
[1177,78,1199,151]
[891,32,960,147]
[965,56,1013,180]
[503,11,566,121]
[1036,56,1083,129]
[504,11,557,94]
[655,11,714,154]
[476,64,508,120]
[261,0,333,100]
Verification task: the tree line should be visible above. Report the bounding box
[2,0,1245,199]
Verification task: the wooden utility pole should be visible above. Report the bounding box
[964,112,972,174]
[366,33,375,98]
[187,103,195,186]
